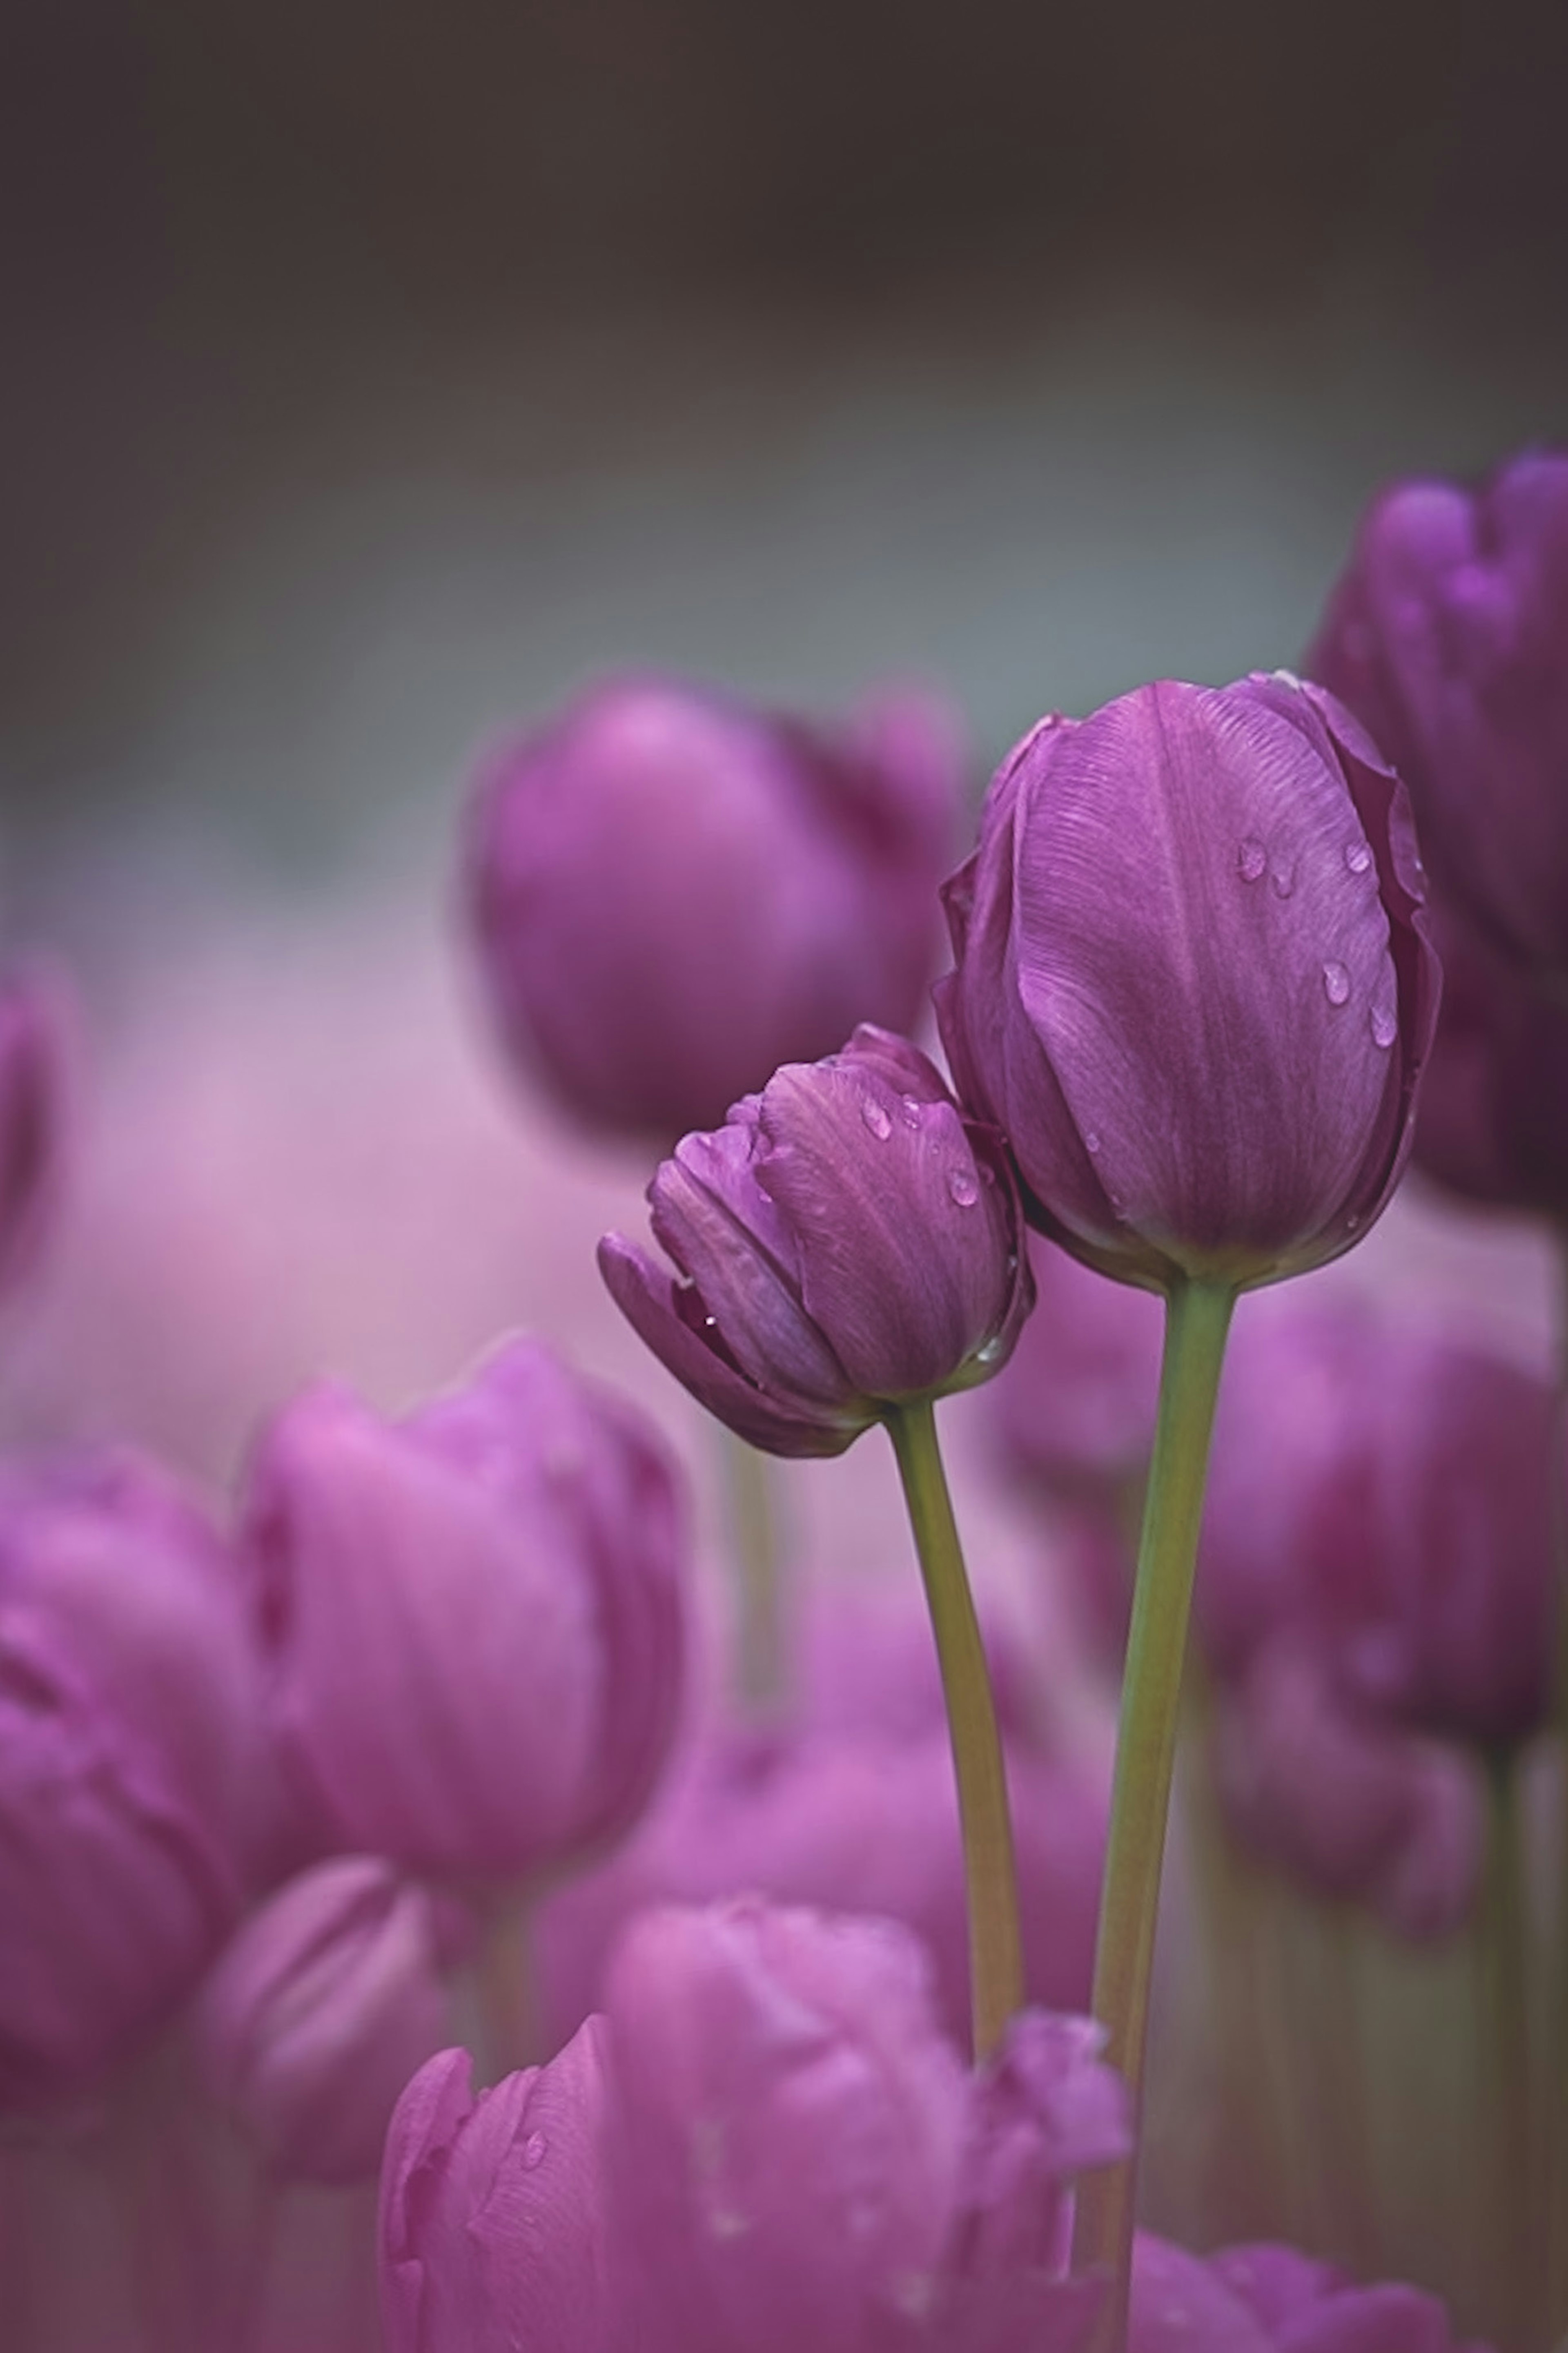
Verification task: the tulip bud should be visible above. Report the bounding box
[1308,448,1568,984]
[599,1026,1034,1458]
[379,2023,611,2353]
[0,1452,262,2104]
[0,968,69,1296]
[199,1857,465,2183]
[466,676,962,1140]
[242,1339,687,1882]
[937,675,1439,1294]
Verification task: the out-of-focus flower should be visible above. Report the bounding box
[1210,1642,1485,1941]
[599,1026,1033,1457]
[987,1239,1163,1499]
[198,1856,468,2184]
[1132,2238,1481,2351]
[242,1339,687,1884]
[466,676,963,1140]
[937,674,1439,1293]
[379,2018,612,2353]
[0,1452,264,2106]
[535,1595,1106,2056]
[1410,902,1568,1219]
[1198,1301,1557,1749]
[1307,448,1568,984]
[0,969,69,1298]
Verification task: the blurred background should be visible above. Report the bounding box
[4,0,1568,863]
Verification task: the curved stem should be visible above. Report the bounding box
[1074,1276,1236,2351]
[886,1397,1024,2061]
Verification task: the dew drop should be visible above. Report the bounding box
[1084,1131,1102,1155]
[1272,667,1304,691]
[947,1166,980,1208]
[1370,1004,1397,1049]
[860,1099,893,1141]
[900,1094,923,1129]
[1236,838,1267,883]
[1344,840,1373,877]
[1322,960,1351,1008]
[1270,860,1296,900]
[521,2133,547,2172]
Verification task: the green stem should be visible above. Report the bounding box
[1074,1276,1236,2351]
[886,1397,1024,2061]
[719,1428,790,1712]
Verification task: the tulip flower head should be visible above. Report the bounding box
[938,674,1439,1294]
[243,1339,687,1882]
[1308,448,1568,985]
[467,676,962,1140]
[0,1452,262,2105]
[599,1025,1034,1457]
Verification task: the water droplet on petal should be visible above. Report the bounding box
[900,1094,923,1129]
[522,2133,547,2171]
[861,1099,893,1140]
[1084,1131,1102,1155]
[1270,859,1296,900]
[1237,838,1267,883]
[1370,1004,1397,1049]
[1272,667,1304,691]
[1344,840,1373,876]
[1322,960,1351,1007]
[947,1167,979,1208]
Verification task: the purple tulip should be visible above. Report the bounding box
[937,675,1439,1291]
[1131,2239,1481,2351]
[1198,1300,1558,1749]
[599,1026,1034,1457]
[1410,901,1568,1218]
[380,2020,612,2353]
[1211,1641,1485,1941]
[0,1452,263,2105]
[466,676,962,1140]
[1307,449,1568,984]
[988,1236,1163,1495]
[0,968,69,1298]
[198,1856,467,2183]
[242,1339,687,1882]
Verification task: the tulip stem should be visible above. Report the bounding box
[886,1396,1024,2064]
[1074,1275,1236,2352]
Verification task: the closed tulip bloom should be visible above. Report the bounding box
[938,674,1439,1291]
[600,1026,1033,1457]
[0,1452,262,2104]
[467,676,962,1140]
[1307,449,1568,983]
[242,1339,687,1881]
[380,2021,612,2353]
[198,1857,465,2183]
[0,968,69,1296]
